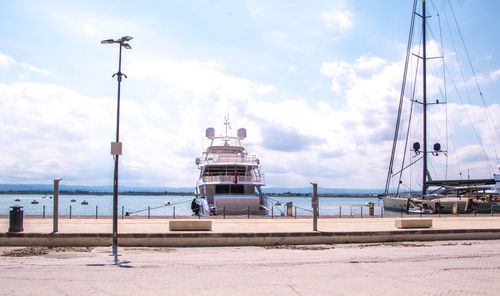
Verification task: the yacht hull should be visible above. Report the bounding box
[214,195,266,215]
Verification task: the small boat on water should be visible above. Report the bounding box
[31,200,39,204]
[14,198,21,202]
[192,118,269,216]
[81,200,88,205]
[408,206,434,215]
[71,198,76,202]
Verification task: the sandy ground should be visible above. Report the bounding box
[1,240,500,296]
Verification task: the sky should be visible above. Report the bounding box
[0,0,499,190]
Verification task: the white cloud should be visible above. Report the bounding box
[0,53,50,75]
[129,57,277,101]
[489,68,500,80]
[0,82,115,184]
[0,52,15,69]
[288,65,296,73]
[19,63,50,76]
[322,9,352,32]
[355,55,386,71]
[320,61,357,93]
[0,45,495,189]
[82,23,100,36]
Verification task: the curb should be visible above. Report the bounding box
[2,228,500,247]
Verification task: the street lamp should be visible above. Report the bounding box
[101,36,133,253]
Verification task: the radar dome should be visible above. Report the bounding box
[237,128,246,140]
[206,128,215,139]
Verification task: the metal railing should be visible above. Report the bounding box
[201,175,264,183]
[204,154,259,164]
[12,201,500,219]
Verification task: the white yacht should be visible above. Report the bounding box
[191,119,269,216]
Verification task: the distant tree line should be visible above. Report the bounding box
[1,190,375,197]
[0,190,193,196]
[264,192,375,197]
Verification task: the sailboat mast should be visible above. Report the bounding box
[422,0,428,195]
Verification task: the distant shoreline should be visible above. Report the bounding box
[0,190,378,198]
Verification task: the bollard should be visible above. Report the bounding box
[286,202,293,216]
[122,206,124,219]
[294,206,297,218]
[223,207,226,219]
[492,205,494,216]
[96,205,98,219]
[381,206,383,218]
[70,205,72,219]
[148,206,150,219]
[43,205,45,219]
[173,206,176,219]
[400,207,403,218]
[8,206,24,232]
[360,206,363,218]
[53,178,62,233]
[311,182,319,231]
[339,206,342,219]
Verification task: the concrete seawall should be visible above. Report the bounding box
[2,229,500,247]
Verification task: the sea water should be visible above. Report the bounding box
[0,194,387,217]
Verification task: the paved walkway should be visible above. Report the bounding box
[1,240,500,295]
[2,216,500,233]
[2,216,500,247]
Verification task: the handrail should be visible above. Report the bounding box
[201,175,264,183]
[204,155,259,164]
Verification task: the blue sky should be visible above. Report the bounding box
[0,0,499,189]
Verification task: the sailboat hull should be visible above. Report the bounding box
[383,195,500,214]
[382,195,409,212]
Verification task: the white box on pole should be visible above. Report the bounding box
[111,142,122,155]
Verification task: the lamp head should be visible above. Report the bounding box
[118,36,133,42]
[101,39,115,44]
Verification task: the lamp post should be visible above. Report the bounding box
[101,36,133,252]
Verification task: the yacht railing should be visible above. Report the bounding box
[201,175,264,183]
[205,154,259,164]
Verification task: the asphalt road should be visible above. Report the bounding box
[1,240,500,295]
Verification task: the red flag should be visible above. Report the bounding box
[234,167,238,187]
